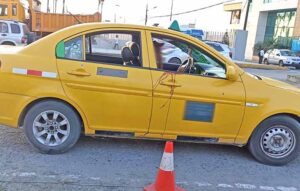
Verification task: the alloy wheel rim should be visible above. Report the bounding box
[260,125,296,159]
[32,110,70,147]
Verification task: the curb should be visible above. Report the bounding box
[235,62,288,70]
[287,75,300,84]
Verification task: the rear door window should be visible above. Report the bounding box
[64,36,84,60]
[85,32,142,67]
[10,24,21,34]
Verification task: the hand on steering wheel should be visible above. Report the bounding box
[177,57,194,73]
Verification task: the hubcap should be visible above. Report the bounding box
[32,110,70,147]
[260,125,296,159]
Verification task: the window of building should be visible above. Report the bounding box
[0,22,9,33]
[230,10,241,24]
[85,31,142,67]
[0,4,8,16]
[12,4,17,16]
[151,35,226,78]
[264,9,296,45]
[10,24,20,34]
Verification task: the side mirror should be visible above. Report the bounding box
[276,54,281,56]
[227,66,238,81]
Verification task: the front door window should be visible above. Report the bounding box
[152,35,226,78]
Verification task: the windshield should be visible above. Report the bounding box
[280,50,296,56]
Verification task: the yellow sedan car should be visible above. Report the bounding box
[0,23,299,165]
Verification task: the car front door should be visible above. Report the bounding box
[146,31,246,143]
[56,29,153,135]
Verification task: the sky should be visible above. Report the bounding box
[37,0,232,31]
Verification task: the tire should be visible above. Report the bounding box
[263,59,269,65]
[168,57,182,65]
[279,60,284,67]
[23,100,81,154]
[248,115,300,166]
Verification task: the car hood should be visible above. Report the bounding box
[284,56,300,60]
[0,45,24,54]
[261,76,300,93]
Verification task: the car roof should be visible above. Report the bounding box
[56,23,181,34]
[0,20,25,25]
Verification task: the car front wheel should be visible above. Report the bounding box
[248,115,300,166]
[23,100,81,154]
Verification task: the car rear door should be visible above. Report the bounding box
[9,23,22,45]
[146,31,245,142]
[0,21,9,44]
[56,28,154,135]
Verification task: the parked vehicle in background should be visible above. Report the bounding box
[263,49,300,68]
[181,28,205,40]
[154,38,189,70]
[0,20,30,46]
[204,41,232,59]
[0,0,101,37]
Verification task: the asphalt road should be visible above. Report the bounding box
[0,69,300,191]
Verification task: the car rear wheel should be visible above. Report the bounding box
[248,115,300,166]
[23,100,81,154]
[263,59,269,65]
[279,60,284,67]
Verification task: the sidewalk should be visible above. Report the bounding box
[234,60,288,70]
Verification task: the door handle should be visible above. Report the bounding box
[67,70,91,77]
[160,81,181,87]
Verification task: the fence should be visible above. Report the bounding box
[204,30,236,48]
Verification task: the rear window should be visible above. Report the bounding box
[206,43,224,52]
[10,24,21,34]
[22,24,30,34]
[0,22,8,33]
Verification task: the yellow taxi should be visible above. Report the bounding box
[0,23,299,165]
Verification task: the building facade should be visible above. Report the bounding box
[224,0,299,60]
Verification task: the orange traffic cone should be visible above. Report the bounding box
[144,141,185,191]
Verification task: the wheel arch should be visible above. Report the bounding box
[1,41,16,46]
[168,56,182,64]
[247,112,300,142]
[18,97,89,133]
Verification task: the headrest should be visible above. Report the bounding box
[121,47,134,63]
[126,42,140,57]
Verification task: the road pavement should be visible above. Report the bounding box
[0,69,300,191]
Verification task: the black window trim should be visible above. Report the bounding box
[58,30,147,69]
[85,30,145,68]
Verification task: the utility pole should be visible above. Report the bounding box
[145,4,157,25]
[170,0,174,21]
[98,0,104,13]
[243,0,252,30]
[145,3,148,25]
[47,0,50,13]
[62,0,66,14]
[114,4,120,23]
